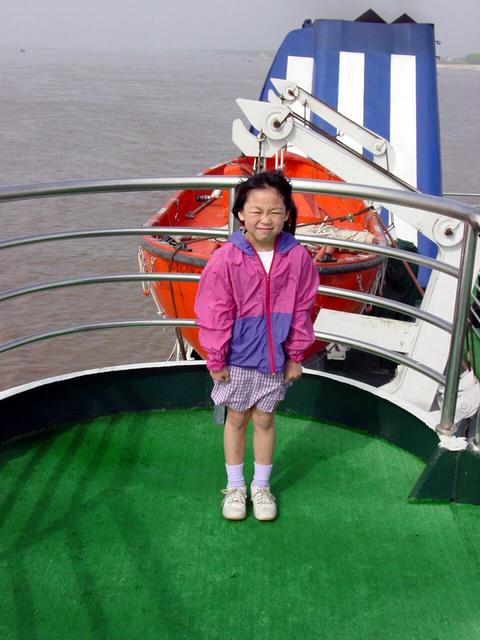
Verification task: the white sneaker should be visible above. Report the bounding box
[221,486,247,520]
[250,484,277,521]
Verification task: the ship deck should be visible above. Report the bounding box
[2,407,480,639]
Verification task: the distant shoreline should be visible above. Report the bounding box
[2,46,479,70]
[437,63,480,71]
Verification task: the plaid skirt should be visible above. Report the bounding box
[211,365,291,413]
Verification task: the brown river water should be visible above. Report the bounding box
[1,48,479,391]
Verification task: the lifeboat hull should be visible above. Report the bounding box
[141,154,388,360]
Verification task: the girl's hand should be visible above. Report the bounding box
[284,359,302,382]
[210,367,230,383]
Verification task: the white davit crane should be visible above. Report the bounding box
[232,78,480,426]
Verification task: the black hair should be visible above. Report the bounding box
[231,170,297,235]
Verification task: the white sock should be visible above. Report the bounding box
[252,462,272,488]
[226,462,245,488]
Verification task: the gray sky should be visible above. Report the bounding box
[1,0,478,57]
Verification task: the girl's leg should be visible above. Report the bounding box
[224,407,250,466]
[251,406,275,465]
[250,406,277,520]
[222,407,250,520]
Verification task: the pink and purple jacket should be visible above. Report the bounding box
[194,230,319,374]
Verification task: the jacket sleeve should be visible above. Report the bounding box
[194,251,235,371]
[284,249,319,363]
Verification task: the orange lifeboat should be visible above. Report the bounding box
[140,153,387,359]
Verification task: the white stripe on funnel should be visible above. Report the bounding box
[286,56,314,156]
[390,54,418,242]
[286,55,313,100]
[337,51,365,154]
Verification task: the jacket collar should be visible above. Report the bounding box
[229,230,299,256]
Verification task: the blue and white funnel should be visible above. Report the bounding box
[260,12,441,286]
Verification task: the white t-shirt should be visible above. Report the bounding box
[257,249,274,274]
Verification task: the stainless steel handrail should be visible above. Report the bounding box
[0,318,446,387]
[316,286,452,332]
[444,192,480,198]
[1,175,479,439]
[0,227,229,248]
[0,276,452,334]
[0,274,201,302]
[0,320,195,354]
[1,176,479,229]
[314,331,446,386]
[438,224,478,434]
[0,228,459,278]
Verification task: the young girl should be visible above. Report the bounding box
[194,171,319,521]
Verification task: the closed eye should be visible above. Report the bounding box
[247,210,284,216]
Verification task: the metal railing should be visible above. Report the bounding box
[444,192,480,199]
[1,176,480,440]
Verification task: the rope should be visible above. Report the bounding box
[167,244,189,360]
[296,205,374,227]
[255,131,266,173]
[374,213,425,298]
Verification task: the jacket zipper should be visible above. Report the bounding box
[251,242,277,375]
[265,264,276,374]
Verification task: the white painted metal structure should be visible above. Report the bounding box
[0,175,479,447]
[232,80,480,427]
[272,52,422,244]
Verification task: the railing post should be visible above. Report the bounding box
[473,407,480,447]
[228,187,239,237]
[220,186,240,425]
[438,222,478,435]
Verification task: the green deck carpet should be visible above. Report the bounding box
[1,409,480,639]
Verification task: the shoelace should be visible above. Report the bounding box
[222,488,245,504]
[252,488,276,505]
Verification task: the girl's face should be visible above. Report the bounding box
[238,187,289,251]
